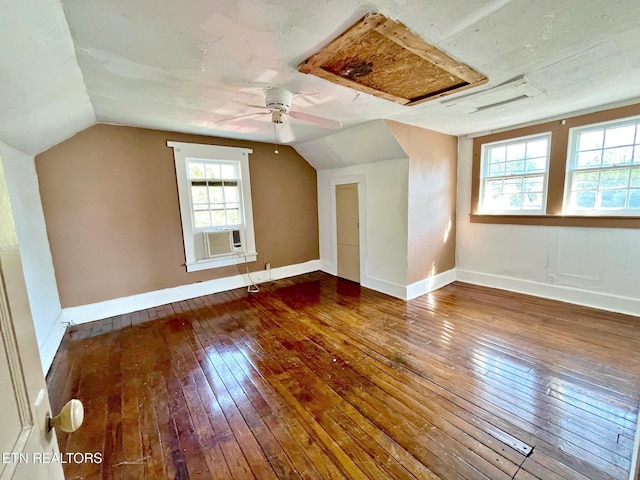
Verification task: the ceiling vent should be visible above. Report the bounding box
[440,76,545,114]
[299,13,487,106]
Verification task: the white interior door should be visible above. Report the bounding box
[0,155,64,480]
[336,183,360,283]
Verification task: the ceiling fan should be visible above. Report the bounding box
[215,87,342,135]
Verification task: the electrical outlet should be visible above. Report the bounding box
[265,262,270,270]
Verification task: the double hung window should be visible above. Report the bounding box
[565,117,640,215]
[168,141,257,271]
[479,133,551,214]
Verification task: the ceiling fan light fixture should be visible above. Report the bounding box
[271,110,285,124]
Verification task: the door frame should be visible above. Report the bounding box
[330,175,367,284]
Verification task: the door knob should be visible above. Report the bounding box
[48,399,84,433]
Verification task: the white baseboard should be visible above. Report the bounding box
[320,264,456,301]
[320,260,407,300]
[320,260,336,276]
[406,268,457,300]
[456,269,640,317]
[39,310,66,374]
[320,261,406,300]
[362,275,406,300]
[61,260,322,326]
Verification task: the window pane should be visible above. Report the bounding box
[522,193,542,209]
[576,151,602,168]
[629,189,640,209]
[600,169,629,189]
[603,146,633,166]
[221,164,236,179]
[577,130,603,151]
[485,179,503,193]
[194,210,211,227]
[188,162,206,178]
[604,125,636,148]
[572,191,596,209]
[573,171,599,190]
[211,209,226,226]
[631,168,640,187]
[505,161,525,175]
[600,190,627,208]
[489,146,506,163]
[224,186,239,203]
[506,143,525,161]
[523,176,543,192]
[489,163,505,176]
[527,139,548,157]
[191,185,208,203]
[506,194,522,208]
[504,178,522,193]
[482,193,504,210]
[209,186,224,203]
[205,163,221,179]
[226,209,240,225]
[525,157,546,173]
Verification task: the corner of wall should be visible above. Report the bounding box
[39,311,66,374]
[405,268,457,301]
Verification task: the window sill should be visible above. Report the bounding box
[186,252,257,272]
[469,214,640,229]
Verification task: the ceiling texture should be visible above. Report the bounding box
[2,0,640,155]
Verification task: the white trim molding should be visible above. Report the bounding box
[362,275,406,300]
[319,266,457,301]
[61,260,321,325]
[456,269,640,317]
[406,269,457,300]
[167,141,256,272]
[329,174,368,285]
[38,310,66,374]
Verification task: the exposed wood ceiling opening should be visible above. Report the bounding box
[299,13,488,106]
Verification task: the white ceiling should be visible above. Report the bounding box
[2,0,640,155]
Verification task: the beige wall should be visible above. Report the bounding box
[386,120,457,283]
[36,124,319,307]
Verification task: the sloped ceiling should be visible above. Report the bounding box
[2,0,640,156]
[0,0,95,155]
[295,120,407,170]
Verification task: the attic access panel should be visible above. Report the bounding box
[299,13,488,106]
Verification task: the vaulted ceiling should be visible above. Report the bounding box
[2,0,640,155]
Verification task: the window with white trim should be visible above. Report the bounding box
[167,141,257,272]
[565,116,640,215]
[479,133,551,214]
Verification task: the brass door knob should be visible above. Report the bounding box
[48,399,84,433]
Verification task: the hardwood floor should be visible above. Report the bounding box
[47,273,640,479]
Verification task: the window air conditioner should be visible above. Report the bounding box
[203,229,242,258]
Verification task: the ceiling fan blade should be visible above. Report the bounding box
[214,112,268,127]
[288,110,342,130]
[277,122,296,144]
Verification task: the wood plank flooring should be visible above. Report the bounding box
[46,273,640,479]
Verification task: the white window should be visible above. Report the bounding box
[564,116,640,215]
[168,141,257,272]
[479,133,551,214]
